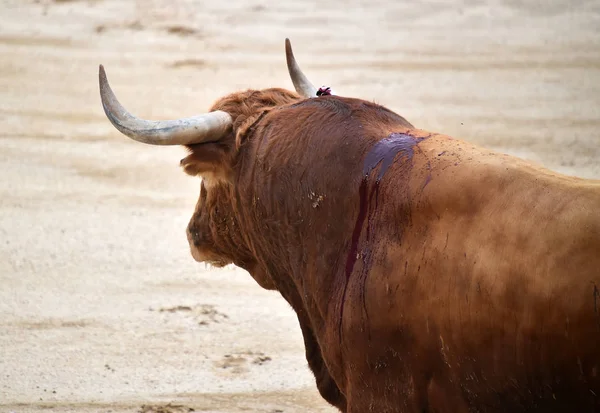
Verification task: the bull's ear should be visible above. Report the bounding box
[180,142,234,182]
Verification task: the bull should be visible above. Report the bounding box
[98,39,600,413]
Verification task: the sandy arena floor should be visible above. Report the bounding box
[1,0,599,412]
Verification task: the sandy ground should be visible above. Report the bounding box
[0,0,599,412]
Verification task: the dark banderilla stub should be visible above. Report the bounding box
[316,86,332,96]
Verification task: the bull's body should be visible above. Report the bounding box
[99,41,600,412]
[217,95,600,412]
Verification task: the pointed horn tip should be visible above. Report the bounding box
[98,64,108,90]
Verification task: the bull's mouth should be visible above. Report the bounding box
[188,242,231,268]
[205,258,230,268]
[191,251,230,268]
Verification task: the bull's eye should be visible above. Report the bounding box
[188,227,202,244]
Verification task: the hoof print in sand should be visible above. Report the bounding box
[156,304,229,326]
[213,351,272,374]
[139,403,194,413]
[194,304,229,326]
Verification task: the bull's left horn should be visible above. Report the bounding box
[285,38,318,98]
[99,65,232,145]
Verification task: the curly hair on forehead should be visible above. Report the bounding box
[209,88,302,145]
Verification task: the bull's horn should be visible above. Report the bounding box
[285,38,318,98]
[99,65,232,146]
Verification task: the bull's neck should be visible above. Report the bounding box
[235,131,432,333]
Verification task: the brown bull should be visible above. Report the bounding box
[99,39,600,413]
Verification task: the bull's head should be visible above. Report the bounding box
[99,39,319,289]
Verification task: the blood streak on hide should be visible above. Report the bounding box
[338,133,427,341]
[363,133,427,181]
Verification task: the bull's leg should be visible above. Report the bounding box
[297,315,347,412]
[411,372,433,413]
[343,374,469,413]
[426,376,470,413]
[338,368,430,413]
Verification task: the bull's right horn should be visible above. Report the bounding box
[285,38,318,98]
[99,65,232,146]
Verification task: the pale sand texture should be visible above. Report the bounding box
[0,0,599,412]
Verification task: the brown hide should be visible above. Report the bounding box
[182,91,600,413]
